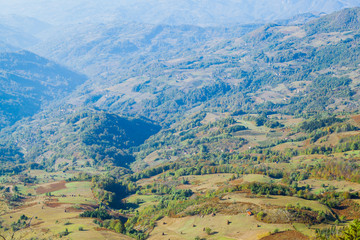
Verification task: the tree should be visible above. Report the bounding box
[114,221,124,233]
[339,219,360,240]
[257,211,265,220]
[205,227,212,235]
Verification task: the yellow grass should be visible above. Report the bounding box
[223,193,330,213]
[0,180,131,240]
[149,214,293,240]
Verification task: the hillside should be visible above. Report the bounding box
[0,110,160,173]
[4,7,360,161]
[31,23,260,78]
[0,50,87,129]
[25,7,360,127]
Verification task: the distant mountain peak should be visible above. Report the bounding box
[305,7,360,34]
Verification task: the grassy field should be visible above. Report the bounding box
[126,194,160,211]
[177,174,234,192]
[241,174,279,184]
[298,179,360,194]
[149,214,293,240]
[0,180,131,240]
[222,193,330,213]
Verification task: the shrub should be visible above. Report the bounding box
[257,211,265,220]
[59,228,69,237]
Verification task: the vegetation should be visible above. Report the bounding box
[339,219,360,240]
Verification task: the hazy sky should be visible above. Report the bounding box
[0,0,360,26]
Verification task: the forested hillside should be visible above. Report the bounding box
[0,110,160,173]
[26,8,360,127]
[0,50,86,129]
[4,7,360,166]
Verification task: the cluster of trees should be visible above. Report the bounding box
[138,183,193,200]
[10,215,29,232]
[91,176,138,208]
[316,219,360,240]
[236,182,295,196]
[80,208,111,220]
[300,116,342,132]
[229,181,356,209]
[94,219,125,234]
[306,160,360,183]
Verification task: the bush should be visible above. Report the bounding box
[59,228,70,237]
[257,211,265,220]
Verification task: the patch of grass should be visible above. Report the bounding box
[224,193,330,213]
[126,194,160,211]
[292,223,316,237]
[57,195,96,205]
[52,182,92,196]
[242,174,278,184]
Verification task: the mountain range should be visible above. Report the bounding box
[0,6,360,166]
[1,0,360,26]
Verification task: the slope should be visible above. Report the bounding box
[0,50,87,129]
[31,7,360,126]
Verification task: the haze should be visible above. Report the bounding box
[1,0,360,26]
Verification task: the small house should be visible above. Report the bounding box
[246,209,253,216]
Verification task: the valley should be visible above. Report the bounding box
[1,2,360,240]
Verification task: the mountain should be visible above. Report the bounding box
[0,23,37,48]
[305,6,360,34]
[24,7,360,128]
[0,14,51,36]
[2,7,360,165]
[0,50,87,129]
[31,22,260,79]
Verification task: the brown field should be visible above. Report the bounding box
[260,230,309,240]
[36,181,67,194]
[351,114,360,125]
[332,199,360,220]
